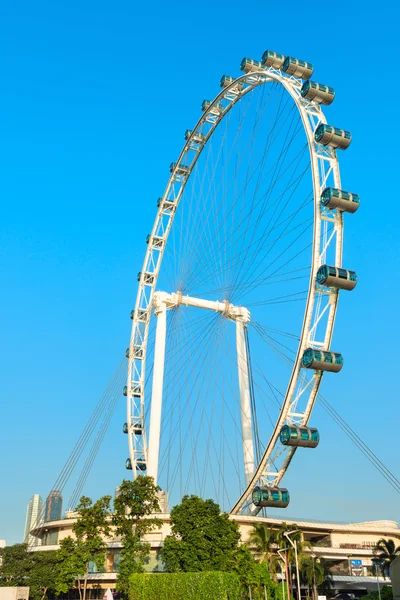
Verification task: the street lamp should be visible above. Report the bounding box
[284,530,302,600]
[277,548,291,600]
[371,558,382,600]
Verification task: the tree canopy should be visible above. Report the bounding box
[161,495,240,573]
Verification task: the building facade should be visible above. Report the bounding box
[31,512,400,595]
[24,494,44,545]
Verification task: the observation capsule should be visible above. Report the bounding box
[252,486,290,508]
[317,265,358,291]
[301,81,335,105]
[123,422,128,434]
[302,348,344,373]
[125,347,129,358]
[157,197,177,212]
[127,345,143,359]
[123,385,127,396]
[321,187,360,214]
[137,271,156,285]
[280,425,320,448]
[201,100,223,115]
[261,50,285,69]
[136,459,146,472]
[314,124,352,150]
[126,458,132,470]
[131,308,147,321]
[220,74,234,87]
[133,422,143,435]
[240,57,264,73]
[184,129,206,144]
[282,56,313,80]
[170,162,190,176]
[146,234,164,248]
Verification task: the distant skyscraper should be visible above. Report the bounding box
[24,494,44,545]
[45,490,63,522]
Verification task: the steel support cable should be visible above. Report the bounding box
[317,393,400,494]
[158,314,222,476]
[68,380,122,508]
[231,168,311,304]
[250,332,400,496]
[28,356,126,544]
[68,357,127,508]
[165,318,224,492]
[183,99,302,293]
[191,145,311,298]
[181,86,292,291]
[177,88,256,289]
[229,101,304,296]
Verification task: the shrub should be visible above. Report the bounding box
[129,571,240,600]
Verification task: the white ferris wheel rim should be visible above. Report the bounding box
[126,65,344,515]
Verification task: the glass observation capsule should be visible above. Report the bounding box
[317,265,358,291]
[302,348,344,373]
[170,162,190,176]
[240,57,264,73]
[137,271,155,285]
[201,99,223,115]
[282,56,314,80]
[280,425,320,448]
[123,385,127,396]
[123,422,128,434]
[184,129,206,144]
[220,74,234,87]
[136,459,146,472]
[261,50,285,69]
[126,458,132,470]
[321,187,360,214]
[314,124,352,150]
[301,81,335,105]
[157,197,177,211]
[252,486,290,508]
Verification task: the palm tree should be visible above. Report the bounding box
[374,538,400,578]
[300,555,326,600]
[274,523,312,600]
[248,523,280,581]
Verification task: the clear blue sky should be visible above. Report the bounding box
[1,0,399,545]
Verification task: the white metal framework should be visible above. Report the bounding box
[126,57,351,515]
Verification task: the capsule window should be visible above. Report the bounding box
[350,272,357,282]
[300,428,309,440]
[344,131,351,139]
[338,268,347,279]
[328,266,336,276]
[323,353,333,363]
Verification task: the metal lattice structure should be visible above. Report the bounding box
[125,51,358,515]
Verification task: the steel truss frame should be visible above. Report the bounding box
[126,65,343,515]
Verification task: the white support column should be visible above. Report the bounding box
[236,318,255,486]
[147,298,167,484]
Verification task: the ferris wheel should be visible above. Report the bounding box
[123,50,359,515]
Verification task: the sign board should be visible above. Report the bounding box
[350,559,363,576]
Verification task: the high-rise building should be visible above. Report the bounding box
[24,494,44,545]
[45,490,63,522]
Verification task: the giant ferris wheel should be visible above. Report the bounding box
[123,50,359,515]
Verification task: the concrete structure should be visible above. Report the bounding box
[0,588,29,600]
[45,490,63,522]
[30,512,400,595]
[391,555,400,600]
[24,494,43,546]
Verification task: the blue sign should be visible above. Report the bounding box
[351,560,362,566]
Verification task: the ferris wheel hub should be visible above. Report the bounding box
[153,291,250,322]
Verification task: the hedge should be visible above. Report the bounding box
[129,571,241,600]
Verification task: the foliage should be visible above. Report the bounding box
[112,477,162,595]
[374,538,400,577]
[56,495,112,600]
[232,544,278,600]
[362,586,393,600]
[0,544,33,586]
[29,551,61,600]
[248,523,281,581]
[0,545,61,600]
[129,571,240,600]
[161,495,240,573]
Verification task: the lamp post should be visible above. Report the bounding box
[284,530,302,600]
[277,548,291,600]
[372,559,382,600]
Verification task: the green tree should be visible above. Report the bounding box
[374,538,400,577]
[29,550,61,600]
[299,555,326,600]
[0,543,33,585]
[112,477,162,595]
[248,523,280,581]
[161,495,241,573]
[232,544,277,600]
[56,495,112,600]
[363,586,393,600]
